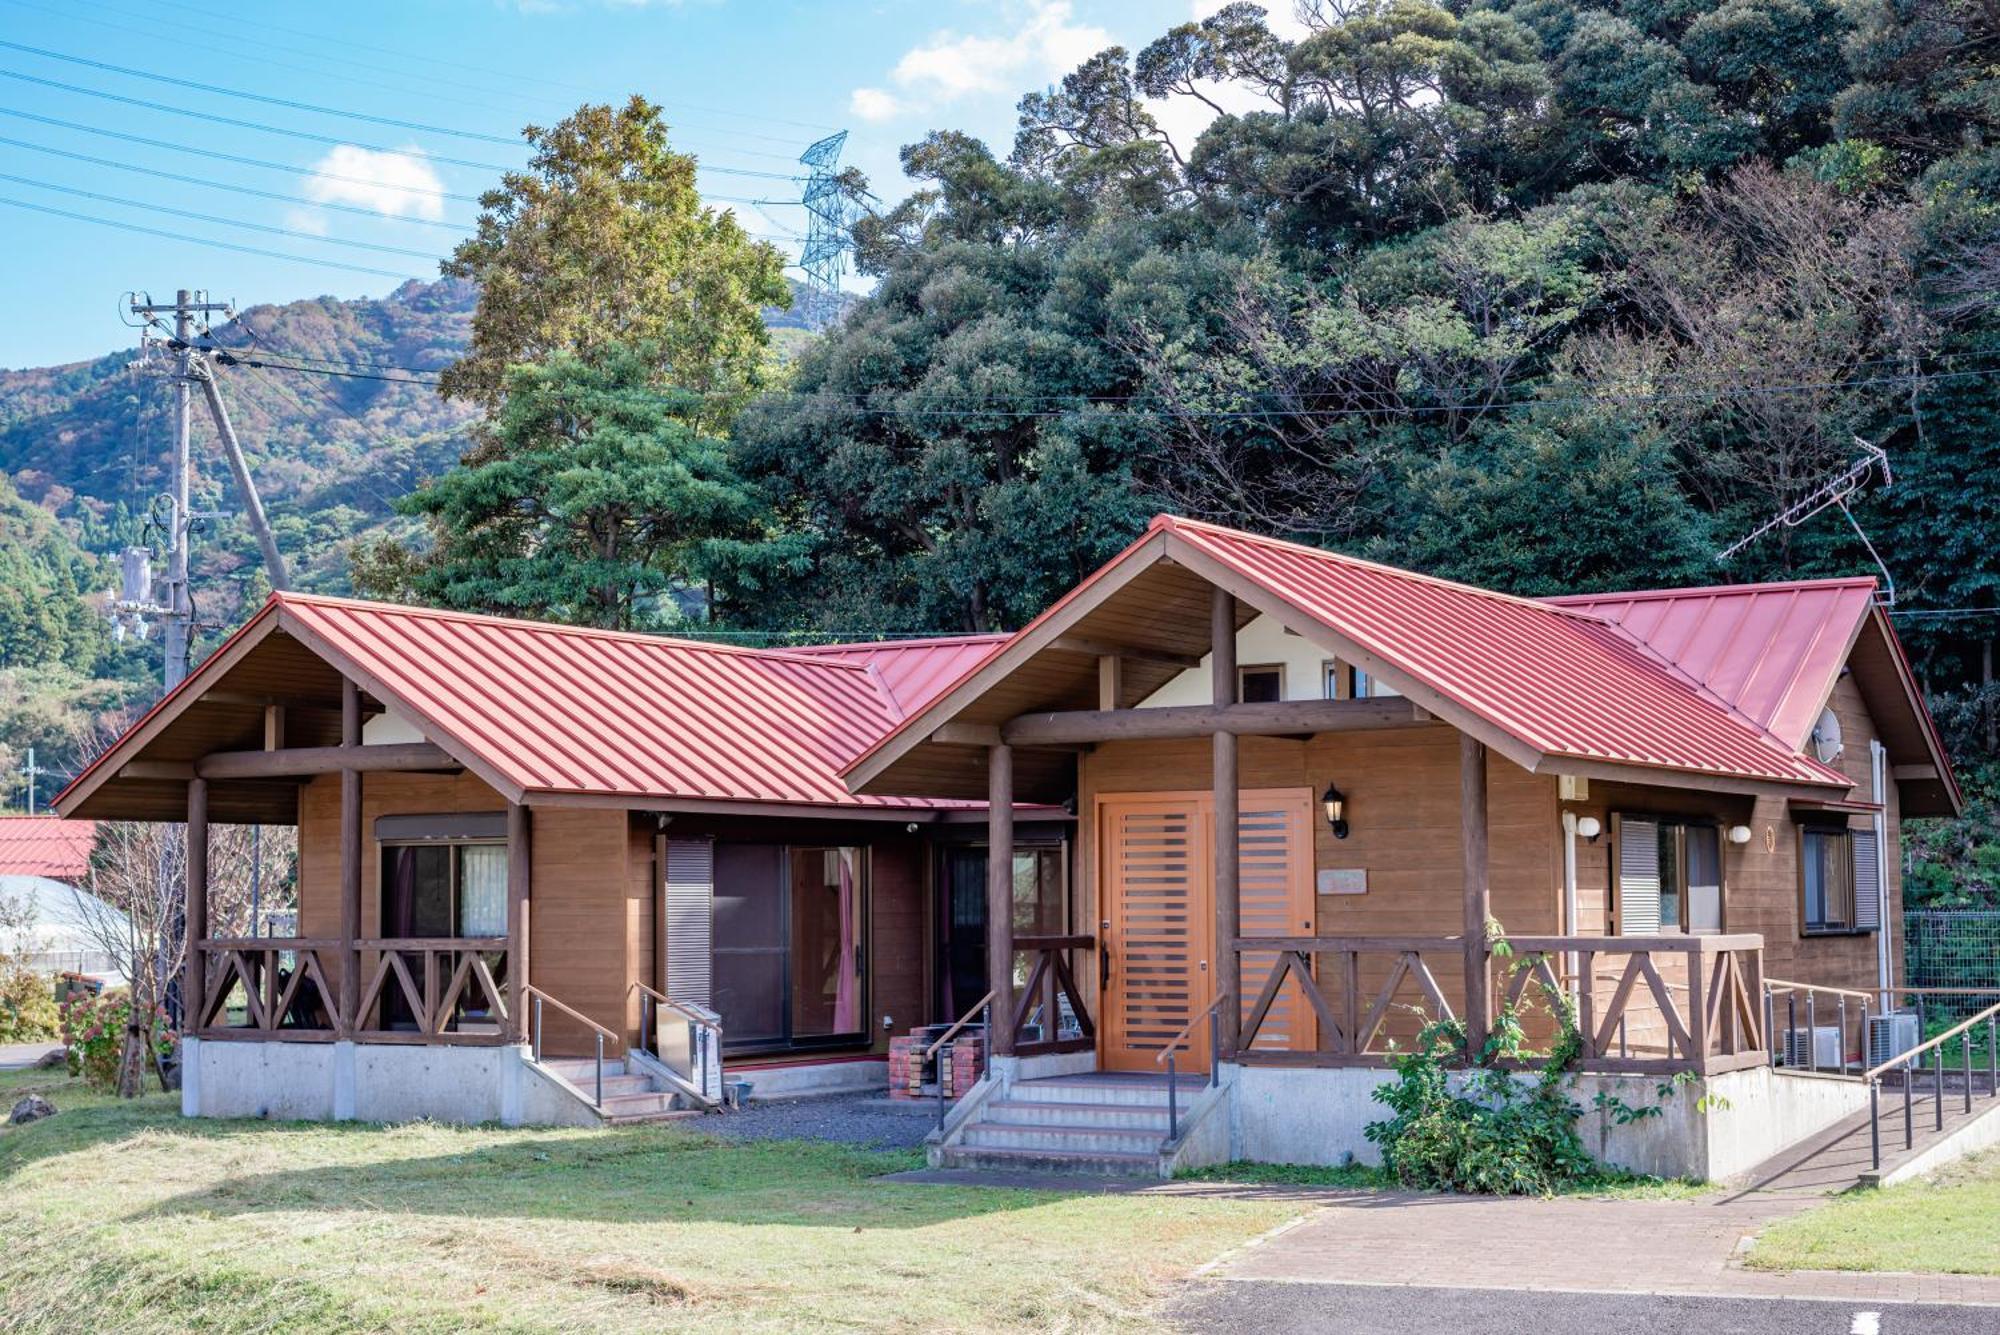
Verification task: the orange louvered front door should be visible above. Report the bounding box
[1099,795,1212,1072]
[1097,788,1316,1072]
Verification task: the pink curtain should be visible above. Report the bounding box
[833,850,859,1033]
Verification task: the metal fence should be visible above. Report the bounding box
[1906,910,2000,1028]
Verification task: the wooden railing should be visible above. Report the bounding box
[192,936,511,1045]
[523,983,618,1107]
[1011,934,1096,1057]
[1229,933,1768,1076]
[1231,935,1464,1065]
[927,989,995,1128]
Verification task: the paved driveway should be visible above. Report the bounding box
[1187,1188,2000,1312]
[0,1042,61,1071]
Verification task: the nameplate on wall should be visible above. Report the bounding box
[1317,868,1367,895]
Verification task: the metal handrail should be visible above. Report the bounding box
[1766,977,1875,1002]
[1858,997,2000,1173]
[522,984,617,1109]
[1157,990,1231,1148]
[1765,978,1873,1076]
[629,981,723,1108]
[930,990,995,1130]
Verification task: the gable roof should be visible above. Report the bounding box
[58,593,990,818]
[0,816,96,881]
[784,634,1009,719]
[1545,579,1878,751]
[846,515,1951,806]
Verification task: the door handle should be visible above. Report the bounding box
[1100,939,1111,988]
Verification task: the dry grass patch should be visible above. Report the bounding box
[0,1068,1309,1332]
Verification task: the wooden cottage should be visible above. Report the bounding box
[55,514,1958,1178]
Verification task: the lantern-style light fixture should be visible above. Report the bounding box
[1321,781,1349,839]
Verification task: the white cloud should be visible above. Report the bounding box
[882,1,1114,103]
[849,87,904,123]
[301,145,447,222]
[283,207,330,236]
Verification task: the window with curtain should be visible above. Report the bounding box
[1616,817,1724,934]
[1802,826,1870,934]
[379,842,508,937]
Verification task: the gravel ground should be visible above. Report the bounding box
[705,1092,938,1150]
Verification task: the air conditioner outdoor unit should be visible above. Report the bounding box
[1866,1011,1922,1071]
[1783,1025,1844,1070]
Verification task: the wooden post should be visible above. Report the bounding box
[1096,654,1122,711]
[338,678,362,1035]
[1212,585,1241,1058]
[183,776,208,1032]
[987,742,1015,1057]
[1460,734,1490,1060]
[508,802,532,1043]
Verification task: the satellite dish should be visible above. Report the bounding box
[1810,707,1844,764]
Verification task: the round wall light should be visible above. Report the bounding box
[1575,816,1601,841]
[1727,824,1754,846]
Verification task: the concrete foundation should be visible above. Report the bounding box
[183,1037,597,1127]
[725,1056,887,1100]
[1223,1061,1871,1183]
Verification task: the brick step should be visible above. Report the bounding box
[936,1143,1161,1177]
[961,1122,1163,1154]
[980,1099,1173,1131]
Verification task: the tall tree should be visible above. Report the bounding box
[438,97,791,416]
[361,344,760,630]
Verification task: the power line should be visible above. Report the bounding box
[0,38,528,147]
[0,171,447,259]
[0,131,475,230]
[0,67,803,181]
[0,104,482,203]
[0,194,423,280]
[7,0,831,145]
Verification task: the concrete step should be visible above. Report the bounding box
[603,1106,705,1126]
[1009,1076,1199,1108]
[543,1059,628,1081]
[981,1099,1174,1131]
[601,1090,681,1118]
[937,1143,1162,1177]
[961,1122,1163,1154]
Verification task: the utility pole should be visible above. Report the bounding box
[126,290,287,690]
[18,746,43,814]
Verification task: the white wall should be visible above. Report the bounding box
[361,708,427,745]
[1138,612,1400,707]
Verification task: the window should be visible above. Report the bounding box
[712,843,866,1050]
[1238,664,1283,703]
[1323,659,1399,700]
[379,841,508,937]
[1802,826,1870,934]
[1615,817,1723,934]
[937,843,1067,1019]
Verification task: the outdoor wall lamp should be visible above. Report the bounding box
[1575,816,1602,842]
[1321,782,1349,839]
[1727,824,1754,846]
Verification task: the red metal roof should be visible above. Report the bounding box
[278,595,978,809]
[0,816,96,880]
[1165,518,1850,787]
[785,635,1008,719]
[1545,580,1877,751]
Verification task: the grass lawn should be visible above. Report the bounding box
[1748,1149,2000,1275]
[0,1068,1312,1333]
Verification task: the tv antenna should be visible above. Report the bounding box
[1718,437,1896,605]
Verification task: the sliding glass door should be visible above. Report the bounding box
[712,842,866,1051]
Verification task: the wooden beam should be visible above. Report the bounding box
[1461,735,1491,1058]
[117,760,194,782]
[263,704,285,751]
[183,776,208,1032]
[1096,654,1123,711]
[929,722,1003,748]
[1893,763,1938,782]
[1213,586,1241,1058]
[508,802,532,1043]
[1002,696,1420,745]
[339,679,362,1036]
[987,743,1016,1057]
[197,688,373,712]
[1049,635,1201,670]
[195,742,455,780]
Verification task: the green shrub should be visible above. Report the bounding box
[0,965,58,1043]
[59,990,172,1092]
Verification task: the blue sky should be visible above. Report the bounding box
[0,0,1269,369]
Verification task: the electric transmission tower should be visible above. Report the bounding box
[799,130,860,331]
[124,289,290,688]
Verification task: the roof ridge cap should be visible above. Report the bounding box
[1159,515,1624,621]
[276,592,876,673]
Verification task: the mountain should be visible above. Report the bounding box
[0,276,838,631]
